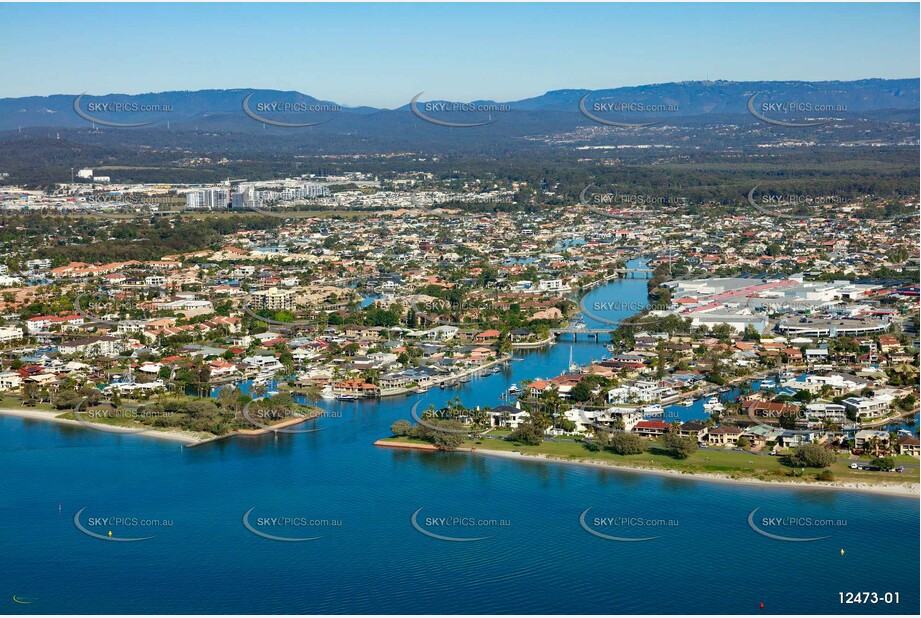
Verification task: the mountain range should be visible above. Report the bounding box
[1,79,917,131]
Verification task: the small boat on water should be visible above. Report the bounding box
[336,394,359,401]
[416,385,430,393]
[459,376,472,384]
[718,386,731,393]
[703,397,725,413]
[320,385,337,400]
[680,399,694,407]
[642,404,665,416]
[488,366,501,375]
[506,384,520,395]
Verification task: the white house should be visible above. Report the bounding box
[0,371,22,391]
[843,394,894,419]
[0,327,23,343]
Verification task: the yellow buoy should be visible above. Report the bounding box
[840,548,845,555]
[108,530,113,537]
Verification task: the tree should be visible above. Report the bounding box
[390,419,412,437]
[509,422,544,446]
[870,455,896,471]
[414,419,466,450]
[609,432,646,455]
[742,324,761,342]
[662,430,698,459]
[791,443,836,468]
[569,381,593,402]
[587,428,611,451]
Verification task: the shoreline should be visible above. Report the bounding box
[0,406,318,447]
[374,438,920,498]
[0,407,203,444]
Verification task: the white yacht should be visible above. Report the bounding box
[320,385,336,400]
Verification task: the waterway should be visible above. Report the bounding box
[1,259,917,614]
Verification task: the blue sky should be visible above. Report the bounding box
[1,2,917,107]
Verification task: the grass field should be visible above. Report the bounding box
[378,434,920,486]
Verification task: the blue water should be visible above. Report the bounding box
[1,263,918,614]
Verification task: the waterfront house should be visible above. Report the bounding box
[633,419,670,438]
[896,435,920,457]
[776,431,823,449]
[741,399,800,420]
[742,424,785,448]
[678,421,708,441]
[0,371,22,391]
[332,378,380,398]
[853,429,890,453]
[706,426,744,446]
[842,394,893,419]
[804,402,847,421]
[474,329,501,343]
[58,336,120,357]
[509,327,536,343]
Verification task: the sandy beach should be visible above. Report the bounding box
[375,439,920,498]
[0,407,205,445]
[1,406,323,447]
[471,448,920,498]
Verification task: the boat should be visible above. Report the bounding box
[459,376,472,384]
[336,394,359,401]
[320,385,336,400]
[642,404,665,416]
[680,399,694,407]
[568,346,580,373]
[718,386,731,393]
[703,397,725,413]
[488,366,501,375]
[506,384,520,395]
[416,385,430,393]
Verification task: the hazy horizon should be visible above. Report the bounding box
[1,2,918,107]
